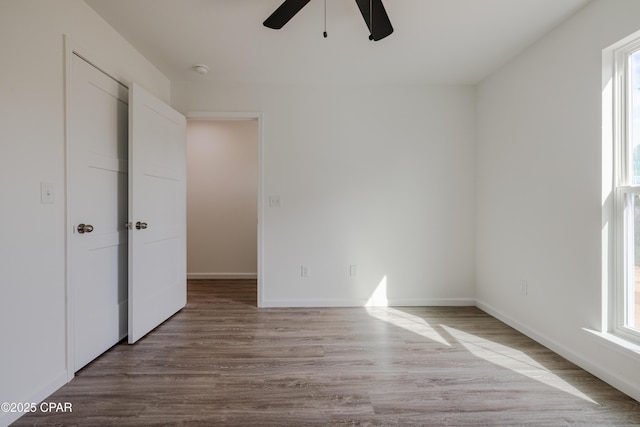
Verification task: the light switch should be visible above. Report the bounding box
[41,182,55,204]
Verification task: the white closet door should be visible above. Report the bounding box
[70,54,129,370]
[128,83,187,343]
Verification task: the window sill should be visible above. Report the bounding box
[583,328,640,361]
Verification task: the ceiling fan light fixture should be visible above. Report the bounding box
[192,64,210,75]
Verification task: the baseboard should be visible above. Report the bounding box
[262,297,476,308]
[390,298,475,307]
[475,299,640,403]
[187,273,257,280]
[0,370,68,427]
[262,299,364,308]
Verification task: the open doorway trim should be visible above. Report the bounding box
[186,112,265,308]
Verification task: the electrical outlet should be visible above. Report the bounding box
[350,265,358,277]
[301,265,309,278]
[269,195,281,208]
[520,280,528,296]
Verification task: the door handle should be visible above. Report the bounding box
[77,224,94,234]
[135,221,148,230]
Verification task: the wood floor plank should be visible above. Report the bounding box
[13,280,640,426]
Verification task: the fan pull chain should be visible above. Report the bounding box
[323,0,327,38]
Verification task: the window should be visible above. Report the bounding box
[614,39,640,342]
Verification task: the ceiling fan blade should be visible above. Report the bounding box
[354,0,394,41]
[264,0,312,29]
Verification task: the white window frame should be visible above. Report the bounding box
[613,37,640,344]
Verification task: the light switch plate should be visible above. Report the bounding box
[41,182,55,204]
[301,265,309,277]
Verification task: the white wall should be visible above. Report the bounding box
[173,83,476,307]
[0,1,169,425]
[186,120,258,279]
[476,0,640,402]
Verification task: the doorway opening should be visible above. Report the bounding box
[185,113,263,306]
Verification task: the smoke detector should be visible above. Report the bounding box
[192,64,210,75]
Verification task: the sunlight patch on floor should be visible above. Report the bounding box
[365,277,451,346]
[365,306,452,346]
[440,325,598,404]
[362,277,598,404]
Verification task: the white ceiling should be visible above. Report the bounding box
[85,0,590,85]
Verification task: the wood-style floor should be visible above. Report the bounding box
[14,280,640,426]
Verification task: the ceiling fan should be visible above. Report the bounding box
[263,0,394,41]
